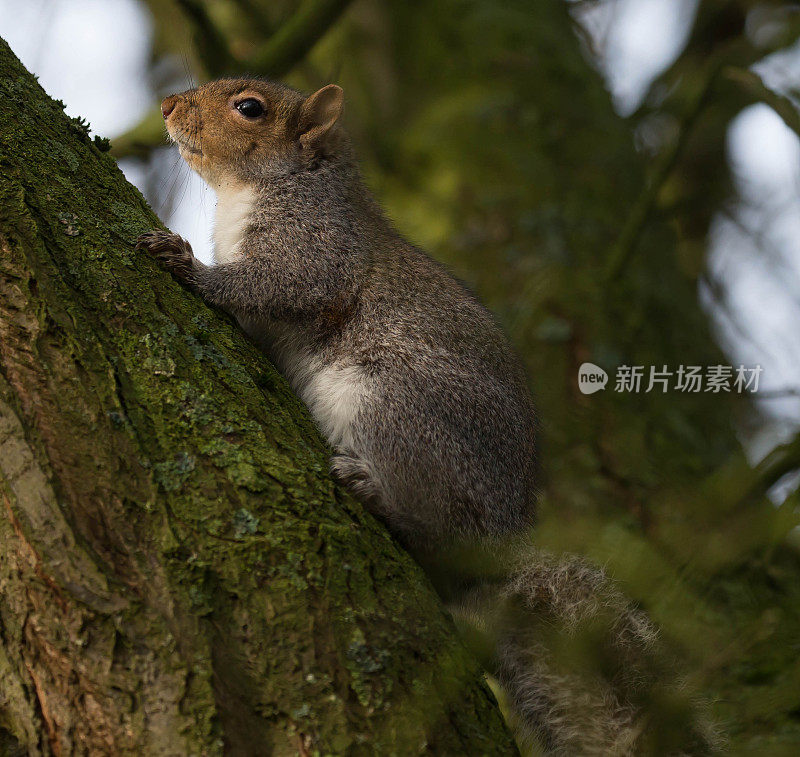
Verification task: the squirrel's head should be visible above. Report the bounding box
[160,78,345,186]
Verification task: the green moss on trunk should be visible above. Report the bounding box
[0,37,516,755]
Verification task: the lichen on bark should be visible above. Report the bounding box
[0,37,516,755]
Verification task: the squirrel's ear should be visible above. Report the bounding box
[298,84,344,150]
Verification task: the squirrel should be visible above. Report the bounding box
[136,79,716,755]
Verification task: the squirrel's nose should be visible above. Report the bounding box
[161,96,178,119]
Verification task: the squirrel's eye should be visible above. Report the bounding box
[235,98,265,119]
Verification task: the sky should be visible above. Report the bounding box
[1,0,798,476]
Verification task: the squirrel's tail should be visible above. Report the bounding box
[445,549,719,756]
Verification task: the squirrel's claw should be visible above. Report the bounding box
[136,229,194,257]
[136,230,197,282]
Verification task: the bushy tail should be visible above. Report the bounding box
[446,549,720,756]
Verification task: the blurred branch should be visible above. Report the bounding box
[230,0,273,37]
[723,65,800,139]
[608,3,800,282]
[752,7,800,60]
[756,388,800,399]
[111,0,354,160]
[111,108,167,160]
[604,59,722,282]
[743,433,800,503]
[176,0,236,77]
[245,0,353,76]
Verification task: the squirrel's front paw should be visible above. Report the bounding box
[136,230,197,282]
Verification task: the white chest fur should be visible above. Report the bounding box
[213,183,257,264]
[212,188,367,455]
[267,331,368,454]
[299,363,368,453]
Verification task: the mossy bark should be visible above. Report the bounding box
[0,38,516,756]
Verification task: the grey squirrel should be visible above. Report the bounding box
[136,79,715,755]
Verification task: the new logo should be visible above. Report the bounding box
[578,363,608,394]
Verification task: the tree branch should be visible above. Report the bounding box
[723,65,800,140]
[230,0,273,37]
[605,7,800,282]
[175,0,236,77]
[245,0,353,77]
[603,57,721,282]
[746,433,800,502]
[111,0,355,159]
[110,107,166,160]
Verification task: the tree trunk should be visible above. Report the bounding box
[0,38,516,756]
